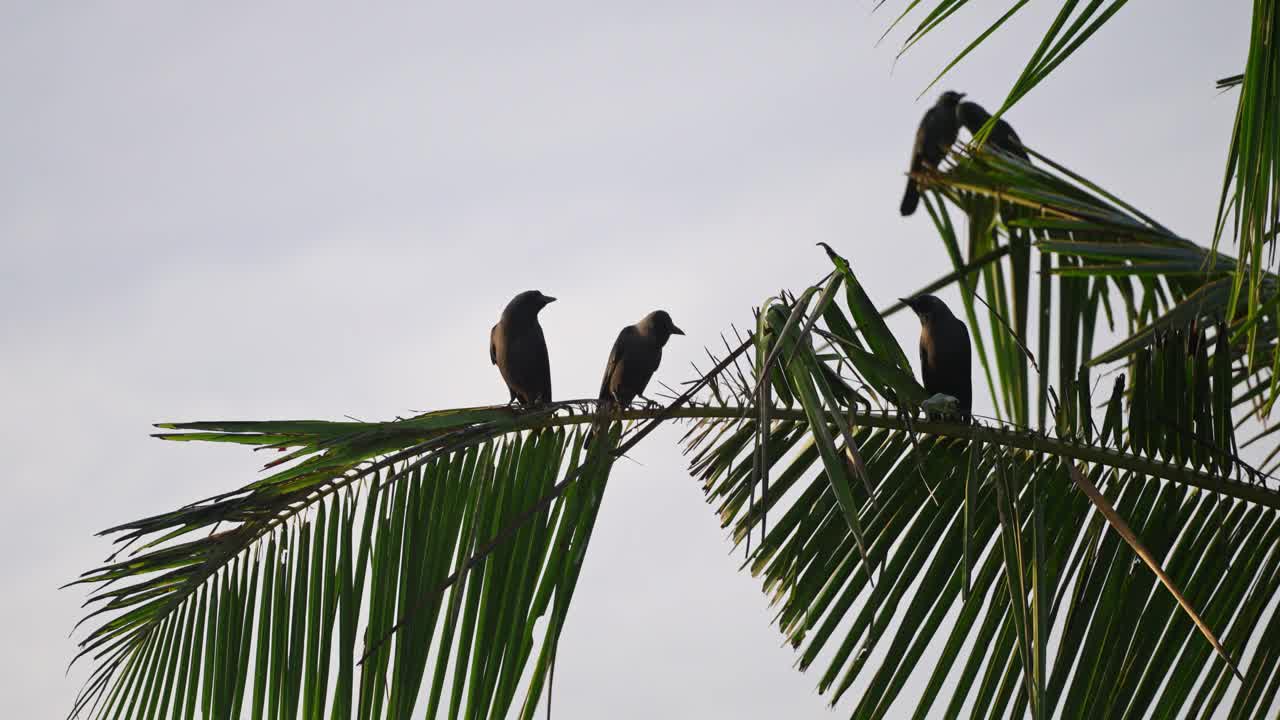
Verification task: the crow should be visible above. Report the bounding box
[957,100,1029,161]
[901,90,966,216]
[599,310,685,408]
[901,294,972,417]
[490,290,556,406]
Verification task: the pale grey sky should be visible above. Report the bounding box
[0,2,1251,718]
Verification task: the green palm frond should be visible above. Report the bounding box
[880,0,1130,126]
[686,247,1280,717]
[1214,0,1280,387]
[67,406,621,720]
[64,326,765,720]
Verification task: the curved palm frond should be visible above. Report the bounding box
[66,406,621,720]
[686,246,1280,718]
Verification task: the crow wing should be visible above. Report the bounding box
[527,322,552,403]
[919,104,959,168]
[599,326,638,402]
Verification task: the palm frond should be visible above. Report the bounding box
[1214,0,1280,397]
[684,248,1280,717]
[67,406,619,720]
[881,0,1130,128]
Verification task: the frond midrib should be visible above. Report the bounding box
[163,403,1280,510]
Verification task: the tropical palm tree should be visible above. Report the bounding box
[65,3,1280,718]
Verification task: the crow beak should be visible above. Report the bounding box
[957,92,967,99]
[671,325,686,336]
[542,296,557,304]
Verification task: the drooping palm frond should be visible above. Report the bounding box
[66,406,622,720]
[685,246,1280,718]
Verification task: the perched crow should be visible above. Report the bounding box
[957,100,1029,161]
[599,310,685,408]
[901,90,966,216]
[490,290,556,406]
[901,295,972,417]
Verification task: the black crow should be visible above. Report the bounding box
[901,90,966,216]
[599,310,685,408]
[901,294,972,417]
[957,100,1029,161]
[491,290,556,406]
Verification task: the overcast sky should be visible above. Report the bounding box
[0,3,1252,718]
